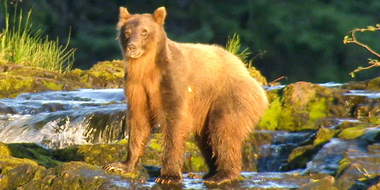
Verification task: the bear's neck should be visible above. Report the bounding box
[125,37,169,82]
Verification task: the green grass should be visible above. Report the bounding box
[226,34,251,63]
[0,0,75,73]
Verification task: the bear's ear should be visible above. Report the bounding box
[119,7,131,20]
[117,7,131,30]
[153,7,166,24]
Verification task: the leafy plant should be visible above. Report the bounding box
[343,24,380,77]
[226,34,268,85]
[0,0,75,73]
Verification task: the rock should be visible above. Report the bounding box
[0,61,125,98]
[7,143,61,168]
[281,144,320,171]
[342,76,380,91]
[303,138,368,175]
[314,127,337,146]
[259,82,347,131]
[298,175,338,190]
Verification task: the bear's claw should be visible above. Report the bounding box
[155,175,182,184]
[103,162,129,174]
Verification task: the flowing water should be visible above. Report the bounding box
[0,87,379,189]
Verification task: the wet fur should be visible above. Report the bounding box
[105,7,269,185]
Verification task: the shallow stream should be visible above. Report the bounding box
[1,86,380,189]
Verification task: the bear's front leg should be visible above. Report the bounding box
[155,100,192,184]
[105,84,152,174]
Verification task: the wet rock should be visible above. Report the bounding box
[298,175,338,190]
[7,143,61,168]
[342,76,380,91]
[80,60,124,88]
[242,130,276,172]
[303,138,368,175]
[259,82,348,131]
[337,124,373,140]
[0,163,46,189]
[0,103,14,114]
[336,143,380,179]
[314,127,337,146]
[0,61,124,98]
[281,144,320,171]
[53,143,128,167]
[253,131,315,172]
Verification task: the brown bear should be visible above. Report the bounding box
[104,6,269,185]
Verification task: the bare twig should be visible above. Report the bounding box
[269,76,287,86]
[343,24,380,77]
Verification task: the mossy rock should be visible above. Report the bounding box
[1,162,110,190]
[259,82,335,131]
[77,60,124,88]
[337,125,369,140]
[0,65,82,98]
[0,142,11,156]
[0,155,40,174]
[314,128,337,146]
[7,143,62,168]
[53,143,128,167]
[281,144,321,171]
[247,67,268,86]
[0,162,46,189]
[298,176,339,190]
[342,76,380,90]
[0,61,125,98]
[52,134,207,173]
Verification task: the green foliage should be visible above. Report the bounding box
[0,0,75,73]
[343,24,380,77]
[226,34,251,63]
[226,34,268,85]
[11,0,380,82]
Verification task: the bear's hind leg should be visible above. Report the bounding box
[203,109,247,185]
[195,128,217,179]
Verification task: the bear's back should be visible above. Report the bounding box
[173,42,255,93]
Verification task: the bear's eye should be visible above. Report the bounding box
[141,30,148,37]
[125,31,131,39]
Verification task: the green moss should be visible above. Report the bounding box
[308,98,327,122]
[368,116,380,125]
[87,60,124,81]
[77,144,127,166]
[336,157,352,177]
[52,146,84,162]
[0,142,11,156]
[7,143,62,168]
[248,67,268,86]
[337,125,368,139]
[282,144,320,171]
[314,128,337,146]
[117,139,128,145]
[0,162,46,189]
[260,82,335,131]
[148,134,163,151]
[258,97,282,130]
[0,155,40,174]
[367,77,380,90]
[0,75,34,98]
[40,79,64,91]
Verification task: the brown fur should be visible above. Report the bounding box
[104,7,269,185]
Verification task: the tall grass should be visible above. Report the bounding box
[0,0,75,73]
[226,34,251,63]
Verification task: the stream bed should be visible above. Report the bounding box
[1,85,380,189]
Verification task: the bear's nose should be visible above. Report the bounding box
[127,44,136,52]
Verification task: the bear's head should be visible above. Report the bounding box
[117,7,167,59]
